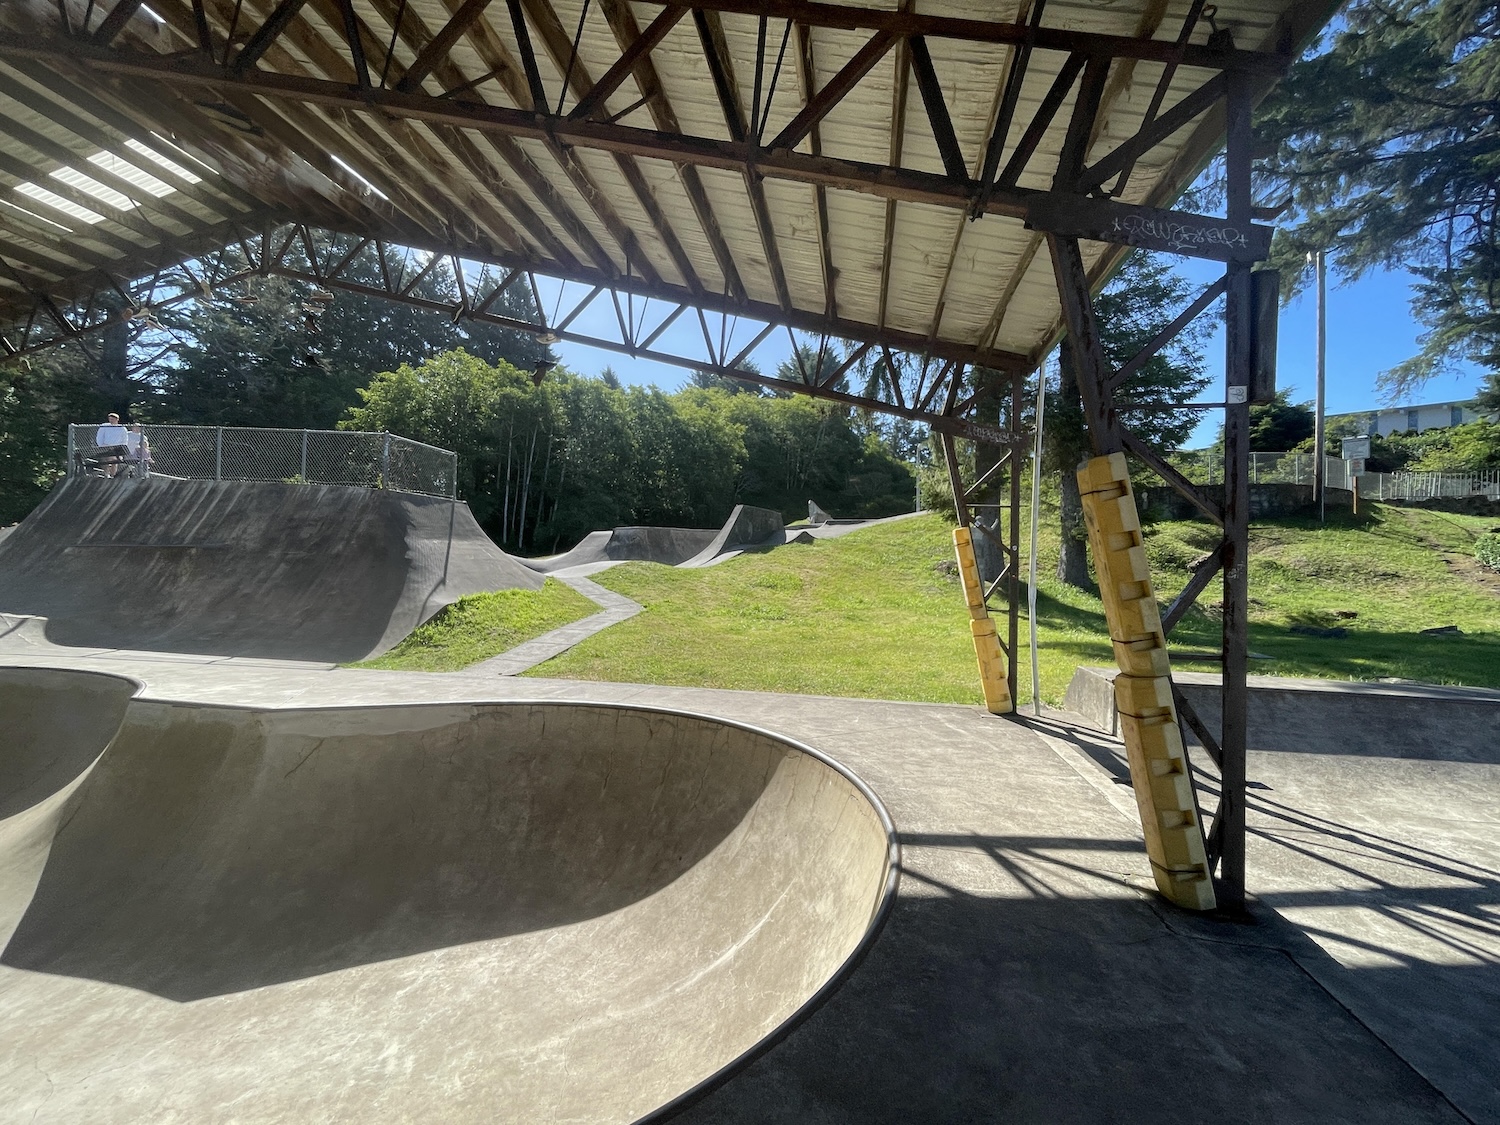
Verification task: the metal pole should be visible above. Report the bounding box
[1029,358,1047,717]
[381,432,392,489]
[66,424,76,477]
[1315,249,1327,523]
[1218,72,1254,913]
[215,427,223,481]
[301,430,309,482]
[1008,374,1023,709]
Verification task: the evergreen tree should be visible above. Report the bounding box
[1051,252,1213,588]
[1257,0,1500,398]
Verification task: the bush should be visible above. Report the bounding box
[1478,533,1500,573]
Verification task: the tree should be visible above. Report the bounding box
[1257,0,1500,399]
[1051,252,1213,587]
[689,358,764,395]
[148,239,553,429]
[1231,389,1316,452]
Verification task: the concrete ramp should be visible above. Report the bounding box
[0,477,541,662]
[0,670,895,1123]
[680,504,786,568]
[525,524,719,572]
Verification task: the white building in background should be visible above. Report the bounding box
[1330,399,1498,437]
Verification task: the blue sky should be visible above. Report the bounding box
[543,260,1489,451]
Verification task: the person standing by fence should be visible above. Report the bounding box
[94,413,128,478]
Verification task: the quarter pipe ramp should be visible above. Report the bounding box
[0,477,541,662]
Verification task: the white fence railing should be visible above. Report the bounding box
[1170,450,1500,501]
[67,424,458,499]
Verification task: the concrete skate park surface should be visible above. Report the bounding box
[524,524,721,571]
[0,477,541,663]
[526,505,922,577]
[0,645,1494,1124]
[0,664,895,1123]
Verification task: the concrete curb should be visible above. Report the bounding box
[469,574,642,676]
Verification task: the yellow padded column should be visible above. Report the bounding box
[953,526,1013,715]
[1077,453,1215,911]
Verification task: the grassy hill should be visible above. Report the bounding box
[532,504,1500,706]
[360,501,1500,705]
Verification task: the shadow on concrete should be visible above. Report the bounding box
[2,705,779,1002]
[673,838,1474,1124]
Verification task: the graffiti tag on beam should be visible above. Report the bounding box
[1025,196,1272,263]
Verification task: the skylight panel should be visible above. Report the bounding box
[330,154,390,200]
[86,151,175,197]
[49,166,134,211]
[14,182,106,225]
[122,138,202,184]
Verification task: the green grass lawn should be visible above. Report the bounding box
[531,504,1500,706]
[353,579,597,672]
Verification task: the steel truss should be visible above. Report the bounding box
[0,0,1309,911]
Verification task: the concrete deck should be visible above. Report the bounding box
[1,648,1494,1123]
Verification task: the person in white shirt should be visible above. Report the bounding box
[94,413,128,478]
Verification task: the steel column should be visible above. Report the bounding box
[1216,72,1256,911]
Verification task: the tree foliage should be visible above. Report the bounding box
[1257,0,1500,397]
[347,350,916,551]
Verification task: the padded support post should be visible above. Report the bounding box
[1077,452,1215,911]
[953,526,1013,715]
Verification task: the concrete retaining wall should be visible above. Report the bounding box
[1065,665,1500,761]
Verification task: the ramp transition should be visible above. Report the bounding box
[0,477,541,662]
[0,667,895,1123]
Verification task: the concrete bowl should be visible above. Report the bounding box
[0,685,897,1123]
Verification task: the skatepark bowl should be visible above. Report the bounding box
[0,666,898,1123]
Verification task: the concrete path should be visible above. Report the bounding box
[1,647,1492,1123]
[468,573,642,675]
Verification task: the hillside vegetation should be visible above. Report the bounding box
[533,504,1500,706]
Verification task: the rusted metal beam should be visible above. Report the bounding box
[769,28,897,152]
[234,0,310,72]
[567,3,684,120]
[396,0,496,93]
[90,0,147,45]
[1025,195,1272,263]
[693,8,792,310]
[794,21,837,319]
[1075,72,1226,195]
[332,0,372,86]
[971,0,1042,217]
[654,0,1287,73]
[596,0,743,299]
[907,35,966,181]
[3,38,1055,220]
[996,53,1084,189]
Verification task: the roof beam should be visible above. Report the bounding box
[5,37,1056,217]
[333,0,372,87]
[1074,71,1226,194]
[633,0,1287,74]
[906,35,966,181]
[693,8,791,309]
[794,21,836,320]
[233,0,310,72]
[90,0,148,45]
[567,3,684,121]
[517,0,665,283]
[769,28,896,152]
[596,0,743,300]
[995,52,1084,190]
[395,0,496,93]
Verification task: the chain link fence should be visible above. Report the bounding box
[1169,449,1500,500]
[67,424,457,498]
